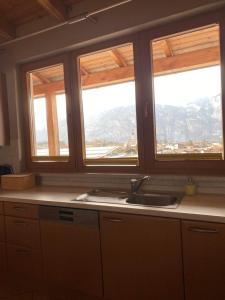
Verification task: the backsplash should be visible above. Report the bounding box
[39,173,225,195]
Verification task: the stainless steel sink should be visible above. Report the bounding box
[126,193,180,208]
[75,189,182,208]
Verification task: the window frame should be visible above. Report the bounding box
[20,8,225,175]
[71,34,146,173]
[21,54,77,172]
[136,9,225,175]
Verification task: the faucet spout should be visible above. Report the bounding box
[130,176,151,194]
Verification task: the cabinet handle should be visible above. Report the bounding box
[188,227,218,234]
[13,206,25,211]
[103,217,124,223]
[13,221,27,225]
[15,249,31,254]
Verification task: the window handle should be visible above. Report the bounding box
[144,102,149,118]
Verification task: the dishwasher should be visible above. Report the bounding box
[39,206,103,297]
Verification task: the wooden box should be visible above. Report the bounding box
[1,173,36,190]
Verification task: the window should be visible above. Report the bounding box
[22,11,225,174]
[78,43,138,165]
[151,24,223,160]
[27,63,69,161]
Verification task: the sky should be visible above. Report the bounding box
[154,65,221,106]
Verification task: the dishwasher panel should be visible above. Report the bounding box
[40,206,102,297]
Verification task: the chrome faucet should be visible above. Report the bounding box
[130,176,151,194]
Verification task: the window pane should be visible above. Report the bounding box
[79,43,138,163]
[28,64,69,160]
[56,94,69,156]
[33,97,48,156]
[151,25,223,160]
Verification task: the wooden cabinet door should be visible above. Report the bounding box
[0,243,10,299]
[40,219,102,298]
[100,212,183,300]
[182,220,225,300]
[7,245,42,294]
[0,215,5,242]
[5,217,41,249]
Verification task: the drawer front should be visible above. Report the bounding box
[0,215,5,242]
[7,245,42,293]
[4,202,39,219]
[0,202,3,215]
[6,216,40,249]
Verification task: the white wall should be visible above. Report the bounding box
[0,0,224,171]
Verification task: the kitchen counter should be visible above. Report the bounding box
[0,186,225,223]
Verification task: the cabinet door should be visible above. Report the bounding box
[5,217,41,249]
[7,245,42,294]
[40,220,102,298]
[100,212,183,300]
[182,220,225,300]
[0,243,10,299]
[0,215,5,242]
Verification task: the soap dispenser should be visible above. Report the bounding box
[185,177,197,196]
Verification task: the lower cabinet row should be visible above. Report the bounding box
[0,203,225,300]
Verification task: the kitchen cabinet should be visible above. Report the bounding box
[5,217,41,249]
[100,212,184,300]
[4,203,42,295]
[0,73,10,146]
[40,206,103,298]
[7,245,42,294]
[0,242,9,299]
[182,220,225,300]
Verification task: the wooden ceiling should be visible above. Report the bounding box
[30,24,220,94]
[0,0,82,40]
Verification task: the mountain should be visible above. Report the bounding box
[35,96,222,145]
[155,96,222,143]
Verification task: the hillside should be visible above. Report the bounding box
[36,96,222,145]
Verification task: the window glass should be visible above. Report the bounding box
[151,24,223,160]
[33,97,48,156]
[78,43,138,164]
[28,64,69,160]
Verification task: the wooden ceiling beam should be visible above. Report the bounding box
[33,72,51,84]
[37,0,67,22]
[33,46,220,94]
[153,46,219,75]
[80,66,89,76]
[0,20,15,40]
[109,49,127,67]
[161,39,173,57]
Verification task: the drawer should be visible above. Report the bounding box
[7,245,42,293]
[4,202,39,219]
[6,217,40,249]
[0,202,3,215]
[0,215,5,242]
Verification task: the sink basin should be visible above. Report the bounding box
[126,193,180,208]
[75,189,182,208]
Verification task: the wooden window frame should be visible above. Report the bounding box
[20,7,225,175]
[71,34,146,173]
[21,54,77,172]
[136,8,225,175]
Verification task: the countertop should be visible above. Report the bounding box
[0,186,225,223]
